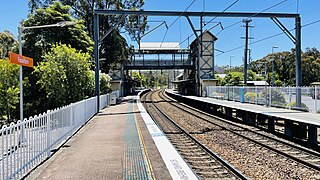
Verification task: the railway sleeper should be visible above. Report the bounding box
[180,152,207,156]
[196,170,230,176]
[174,145,199,150]
[187,159,218,164]
[171,142,196,147]
[294,154,310,158]
[306,159,320,163]
[170,140,194,144]
[192,165,224,170]
[283,150,302,154]
[186,156,212,160]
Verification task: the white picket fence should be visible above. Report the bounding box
[206,86,320,113]
[0,91,119,179]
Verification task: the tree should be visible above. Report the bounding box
[251,48,320,86]
[100,72,111,94]
[23,2,93,64]
[132,71,146,87]
[251,50,296,86]
[220,71,243,86]
[28,0,147,73]
[0,31,18,59]
[0,59,20,124]
[34,44,94,110]
[29,0,146,39]
[22,2,94,117]
[99,31,133,73]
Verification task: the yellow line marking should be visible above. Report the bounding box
[134,103,156,180]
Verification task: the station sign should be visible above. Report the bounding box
[9,52,33,68]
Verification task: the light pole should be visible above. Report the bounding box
[271,46,278,87]
[18,21,76,121]
[229,55,234,73]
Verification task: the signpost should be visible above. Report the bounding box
[9,52,33,122]
[10,53,34,68]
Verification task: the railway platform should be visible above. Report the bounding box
[166,90,320,147]
[26,95,197,180]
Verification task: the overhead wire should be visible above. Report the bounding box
[216,0,318,58]
[215,18,320,57]
[217,0,307,53]
[216,0,288,35]
[213,0,292,59]
[171,0,241,50]
[158,0,239,63]
[160,0,293,62]
[204,0,240,27]
[160,0,197,46]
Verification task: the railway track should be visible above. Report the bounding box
[142,89,320,179]
[141,90,247,180]
[158,90,320,172]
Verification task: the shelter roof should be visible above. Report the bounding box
[139,42,180,50]
[191,31,218,45]
[241,81,269,86]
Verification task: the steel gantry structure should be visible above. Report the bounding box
[93,10,302,111]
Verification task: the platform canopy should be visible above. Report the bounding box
[139,42,180,50]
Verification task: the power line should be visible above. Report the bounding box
[204,0,240,27]
[176,0,240,49]
[216,0,288,35]
[302,19,320,27]
[161,0,292,60]
[160,0,197,46]
[215,18,320,57]
[164,1,289,59]
[168,0,197,29]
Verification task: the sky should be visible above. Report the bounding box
[0,0,320,67]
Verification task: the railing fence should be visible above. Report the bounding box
[1,91,118,179]
[206,86,320,113]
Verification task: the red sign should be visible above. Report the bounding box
[10,52,33,68]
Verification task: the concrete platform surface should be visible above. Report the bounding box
[26,96,172,180]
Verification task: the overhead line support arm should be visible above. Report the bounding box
[271,17,296,43]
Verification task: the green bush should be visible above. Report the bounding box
[256,89,287,106]
[245,92,257,102]
[286,101,309,111]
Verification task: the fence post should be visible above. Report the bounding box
[70,105,73,136]
[269,87,272,107]
[232,86,235,101]
[255,86,258,105]
[19,121,24,177]
[314,86,318,113]
[289,86,292,104]
[46,110,51,158]
[2,126,6,180]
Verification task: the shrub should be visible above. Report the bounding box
[258,89,287,106]
[286,101,309,112]
[245,92,257,102]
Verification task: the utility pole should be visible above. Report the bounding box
[248,49,252,71]
[241,19,253,85]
